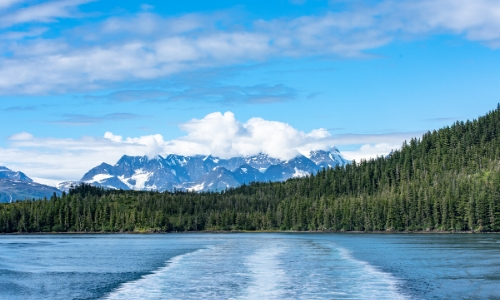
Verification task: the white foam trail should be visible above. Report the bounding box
[239,245,289,300]
[337,247,410,300]
[104,249,203,300]
[103,239,411,300]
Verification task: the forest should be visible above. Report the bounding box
[1,105,500,233]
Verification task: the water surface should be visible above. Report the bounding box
[0,233,499,299]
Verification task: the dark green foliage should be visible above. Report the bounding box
[2,105,500,233]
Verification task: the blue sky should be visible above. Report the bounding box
[1,0,499,183]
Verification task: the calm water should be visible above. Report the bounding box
[0,233,499,299]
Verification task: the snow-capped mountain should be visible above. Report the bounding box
[308,147,350,169]
[0,166,62,203]
[232,164,266,184]
[80,155,179,191]
[186,166,241,192]
[0,166,32,182]
[264,155,319,181]
[60,149,350,192]
[222,153,283,172]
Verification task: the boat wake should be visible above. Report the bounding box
[103,237,409,300]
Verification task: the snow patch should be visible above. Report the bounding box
[177,158,187,166]
[203,156,219,163]
[118,169,153,190]
[167,156,188,167]
[117,176,131,188]
[31,177,64,187]
[187,182,205,192]
[87,174,113,183]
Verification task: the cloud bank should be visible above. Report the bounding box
[1,0,500,94]
[0,111,418,181]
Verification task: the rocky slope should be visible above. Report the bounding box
[59,147,350,192]
[0,167,62,203]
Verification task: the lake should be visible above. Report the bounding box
[0,233,499,299]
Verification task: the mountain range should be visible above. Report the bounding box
[0,166,61,203]
[59,147,349,192]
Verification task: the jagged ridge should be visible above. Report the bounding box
[60,147,349,192]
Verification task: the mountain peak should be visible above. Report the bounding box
[0,166,33,182]
[308,147,350,169]
[70,149,350,192]
[0,166,61,203]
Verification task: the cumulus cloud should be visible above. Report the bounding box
[0,111,419,182]
[101,111,338,160]
[163,111,332,159]
[1,0,500,94]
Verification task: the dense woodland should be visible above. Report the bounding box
[2,106,500,233]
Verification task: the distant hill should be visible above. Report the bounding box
[0,167,61,203]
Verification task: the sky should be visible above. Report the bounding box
[0,0,500,185]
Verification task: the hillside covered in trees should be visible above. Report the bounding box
[1,106,500,233]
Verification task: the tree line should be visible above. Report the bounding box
[1,105,500,233]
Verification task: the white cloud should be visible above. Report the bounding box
[9,131,33,140]
[0,0,93,28]
[0,0,21,9]
[165,112,342,159]
[328,132,422,146]
[341,143,399,162]
[394,0,500,45]
[0,27,49,40]
[0,111,417,183]
[1,0,500,94]
[2,134,160,181]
